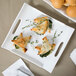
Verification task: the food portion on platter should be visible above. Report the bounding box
[35,37,56,57]
[50,0,76,17]
[31,16,52,35]
[12,33,31,53]
[22,16,52,34]
[11,16,63,57]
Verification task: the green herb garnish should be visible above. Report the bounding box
[22,24,33,29]
[36,40,38,43]
[35,32,44,35]
[49,20,52,29]
[43,41,46,44]
[30,41,34,44]
[40,50,52,57]
[15,44,19,49]
[25,19,29,21]
[33,22,37,26]
[52,31,63,43]
[13,36,18,40]
[28,41,30,43]
[13,36,20,49]
[22,22,37,29]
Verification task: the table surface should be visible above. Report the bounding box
[0,0,76,76]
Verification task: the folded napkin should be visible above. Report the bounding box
[70,48,76,65]
[2,59,34,76]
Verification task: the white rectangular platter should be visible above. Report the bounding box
[1,3,75,73]
[43,0,76,23]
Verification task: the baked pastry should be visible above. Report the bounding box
[66,0,76,6]
[34,16,48,24]
[35,37,55,57]
[50,0,76,17]
[66,6,76,17]
[12,33,31,52]
[31,16,52,35]
[50,0,65,8]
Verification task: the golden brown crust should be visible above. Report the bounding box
[22,48,27,53]
[35,46,42,55]
[35,37,56,55]
[66,0,76,6]
[51,0,65,8]
[42,37,47,40]
[47,28,51,33]
[51,43,56,50]
[12,33,31,53]
[35,46,41,51]
[66,6,76,17]
[50,0,76,18]
[34,16,48,24]
[31,19,49,34]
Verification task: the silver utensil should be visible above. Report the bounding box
[17,66,34,76]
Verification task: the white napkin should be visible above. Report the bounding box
[2,59,34,76]
[70,48,76,65]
